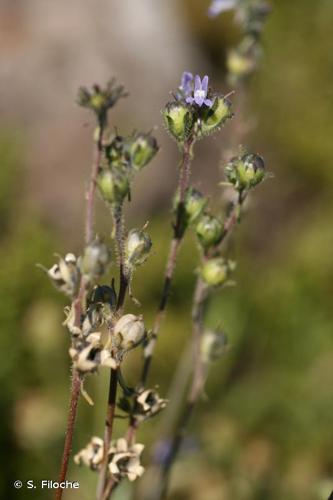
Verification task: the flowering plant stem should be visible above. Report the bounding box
[141,136,195,385]
[159,194,246,498]
[97,203,128,499]
[99,136,195,500]
[55,123,104,500]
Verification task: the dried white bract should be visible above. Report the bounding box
[47,253,80,297]
[113,314,146,352]
[108,438,144,482]
[74,436,104,471]
[134,389,167,421]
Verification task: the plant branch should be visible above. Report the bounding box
[55,124,104,500]
[86,122,105,244]
[141,137,195,386]
[97,203,128,499]
[157,194,246,498]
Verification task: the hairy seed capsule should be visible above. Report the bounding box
[162,101,194,143]
[97,169,130,205]
[201,257,233,287]
[199,96,233,136]
[225,153,265,190]
[125,229,152,267]
[128,133,159,171]
[196,214,224,248]
[80,238,111,280]
[184,188,208,224]
[113,314,146,352]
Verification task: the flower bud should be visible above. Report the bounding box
[196,214,224,249]
[162,101,194,142]
[125,229,152,267]
[128,133,159,171]
[80,238,111,281]
[200,329,228,363]
[200,257,234,287]
[199,96,233,136]
[113,314,146,352]
[225,153,265,190]
[97,168,130,205]
[47,253,80,297]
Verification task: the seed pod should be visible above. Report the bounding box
[196,214,224,249]
[200,257,234,287]
[162,101,194,143]
[125,229,152,267]
[80,238,111,281]
[199,95,233,136]
[128,133,159,171]
[225,153,265,190]
[200,329,228,363]
[113,314,146,352]
[97,168,130,205]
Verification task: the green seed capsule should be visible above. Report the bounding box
[162,101,194,143]
[125,229,152,267]
[225,153,265,190]
[128,133,159,171]
[196,214,224,249]
[184,188,208,224]
[199,96,233,136]
[97,169,130,205]
[201,257,233,287]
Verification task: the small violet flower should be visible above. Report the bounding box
[208,0,237,17]
[180,71,193,97]
[186,75,213,108]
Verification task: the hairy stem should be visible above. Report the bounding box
[55,370,81,500]
[86,123,105,244]
[141,137,194,385]
[97,204,128,499]
[55,124,104,500]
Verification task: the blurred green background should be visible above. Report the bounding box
[1,0,333,499]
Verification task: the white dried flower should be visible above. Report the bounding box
[69,332,117,373]
[108,438,144,482]
[134,389,167,421]
[47,253,80,297]
[74,436,104,470]
[113,314,146,352]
